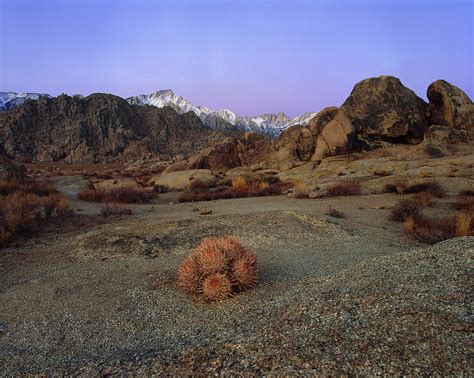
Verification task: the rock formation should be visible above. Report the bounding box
[0,93,235,163]
[0,154,25,180]
[427,80,473,130]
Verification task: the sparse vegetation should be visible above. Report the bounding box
[451,196,474,211]
[390,199,421,222]
[292,181,311,198]
[189,178,209,193]
[325,205,345,218]
[78,187,153,204]
[383,180,407,195]
[100,202,133,216]
[178,237,258,301]
[178,177,286,203]
[459,189,474,196]
[325,181,361,197]
[0,177,71,247]
[404,181,446,197]
[409,192,433,208]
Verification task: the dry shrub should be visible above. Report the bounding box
[459,189,474,196]
[232,176,251,195]
[451,196,474,211]
[410,192,433,208]
[178,237,258,302]
[78,187,152,203]
[189,179,209,193]
[2,191,42,233]
[177,181,283,203]
[325,181,361,197]
[292,181,311,198]
[325,206,345,218]
[100,202,132,216]
[390,199,421,222]
[404,181,445,197]
[383,180,406,194]
[402,212,473,244]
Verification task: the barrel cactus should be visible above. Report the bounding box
[178,237,258,301]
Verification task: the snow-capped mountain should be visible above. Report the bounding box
[127,90,317,136]
[0,92,51,111]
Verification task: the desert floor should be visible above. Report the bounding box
[0,189,472,375]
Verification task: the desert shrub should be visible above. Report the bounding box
[404,181,445,197]
[178,236,258,301]
[459,189,474,196]
[2,191,42,233]
[232,176,250,195]
[100,202,132,216]
[177,181,283,203]
[292,181,311,198]
[78,187,153,204]
[402,212,473,244]
[390,199,421,222]
[189,179,209,193]
[325,206,345,218]
[410,192,433,208]
[383,180,407,195]
[451,196,474,211]
[325,181,361,197]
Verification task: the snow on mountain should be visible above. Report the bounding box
[126,90,317,136]
[0,92,51,111]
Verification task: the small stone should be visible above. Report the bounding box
[199,207,212,215]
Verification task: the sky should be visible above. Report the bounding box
[0,0,472,117]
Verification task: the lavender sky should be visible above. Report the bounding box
[0,0,472,117]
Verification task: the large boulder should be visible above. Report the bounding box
[274,125,315,162]
[427,80,474,130]
[186,139,241,171]
[148,169,217,191]
[312,111,358,161]
[424,124,471,144]
[0,154,25,181]
[341,76,428,143]
[306,107,339,138]
[236,132,275,166]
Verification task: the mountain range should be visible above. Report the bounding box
[0,90,316,136]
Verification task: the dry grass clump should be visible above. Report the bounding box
[177,178,285,203]
[78,187,153,204]
[459,189,474,196]
[325,181,361,197]
[404,181,446,197]
[403,212,473,244]
[383,180,407,194]
[409,192,433,208]
[390,199,422,222]
[292,180,311,198]
[325,205,345,218]
[0,177,71,247]
[100,202,133,216]
[451,196,474,211]
[178,237,258,302]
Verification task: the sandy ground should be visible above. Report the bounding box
[0,191,472,375]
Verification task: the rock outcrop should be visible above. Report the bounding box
[427,80,474,130]
[274,125,315,162]
[340,76,428,144]
[0,94,235,163]
[312,111,358,161]
[306,106,339,138]
[148,169,217,190]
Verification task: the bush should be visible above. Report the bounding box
[404,181,445,197]
[409,192,433,208]
[189,179,209,193]
[178,237,258,301]
[402,212,473,244]
[78,187,153,204]
[459,189,474,196]
[177,181,283,203]
[383,180,406,194]
[390,199,421,222]
[325,181,361,197]
[451,196,474,211]
[292,181,311,198]
[100,202,132,216]
[325,205,345,218]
